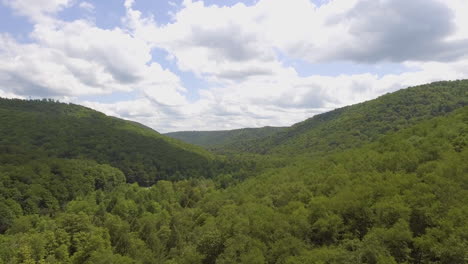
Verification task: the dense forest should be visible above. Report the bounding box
[165,127,286,153]
[0,80,467,264]
[0,99,216,186]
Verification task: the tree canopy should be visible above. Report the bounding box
[0,80,466,263]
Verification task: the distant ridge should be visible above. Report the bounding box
[165,126,286,152]
[167,80,467,155]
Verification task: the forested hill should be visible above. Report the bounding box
[229,80,467,155]
[0,98,214,185]
[1,100,466,263]
[165,126,286,151]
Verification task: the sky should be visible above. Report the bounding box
[0,0,467,132]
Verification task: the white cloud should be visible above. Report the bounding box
[0,33,110,97]
[442,0,468,41]
[259,0,468,63]
[124,0,135,9]
[0,18,187,108]
[31,20,153,83]
[125,0,468,85]
[2,0,72,22]
[79,1,94,12]
[125,1,277,83]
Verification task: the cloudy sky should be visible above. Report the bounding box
[1,0,467,132]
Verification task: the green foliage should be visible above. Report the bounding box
[0,158,126,216]
[165,126,286,154]
[0,98,214,186]
[0,81,467,263]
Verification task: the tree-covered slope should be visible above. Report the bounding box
[1,105,465,264]
[165,126,286,151]
[0,80,467,264]
[0,98,214,185]
[238,80,467,155]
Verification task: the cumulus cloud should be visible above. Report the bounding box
[321,0,468,62]
[0,18,188,109]
[258,0,468,63]
[444,0,468,40]
[31,20,155,83]
[2,0,72,22]
[134,0,468,71]
[0,34,108,97]
[125,0,277,82]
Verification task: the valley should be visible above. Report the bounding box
[0,80,466,264]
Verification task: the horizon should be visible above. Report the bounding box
[2,78,462,134]
[1,0,467,132]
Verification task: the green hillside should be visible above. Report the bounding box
[165,126,286,152]
[0,81,467,264]
[228,80,467,155]
[1,105,465,264]
[0,98,214,186]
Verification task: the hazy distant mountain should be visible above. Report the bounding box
[165,126,286,152]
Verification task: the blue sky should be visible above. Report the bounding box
[0,0,467,132]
